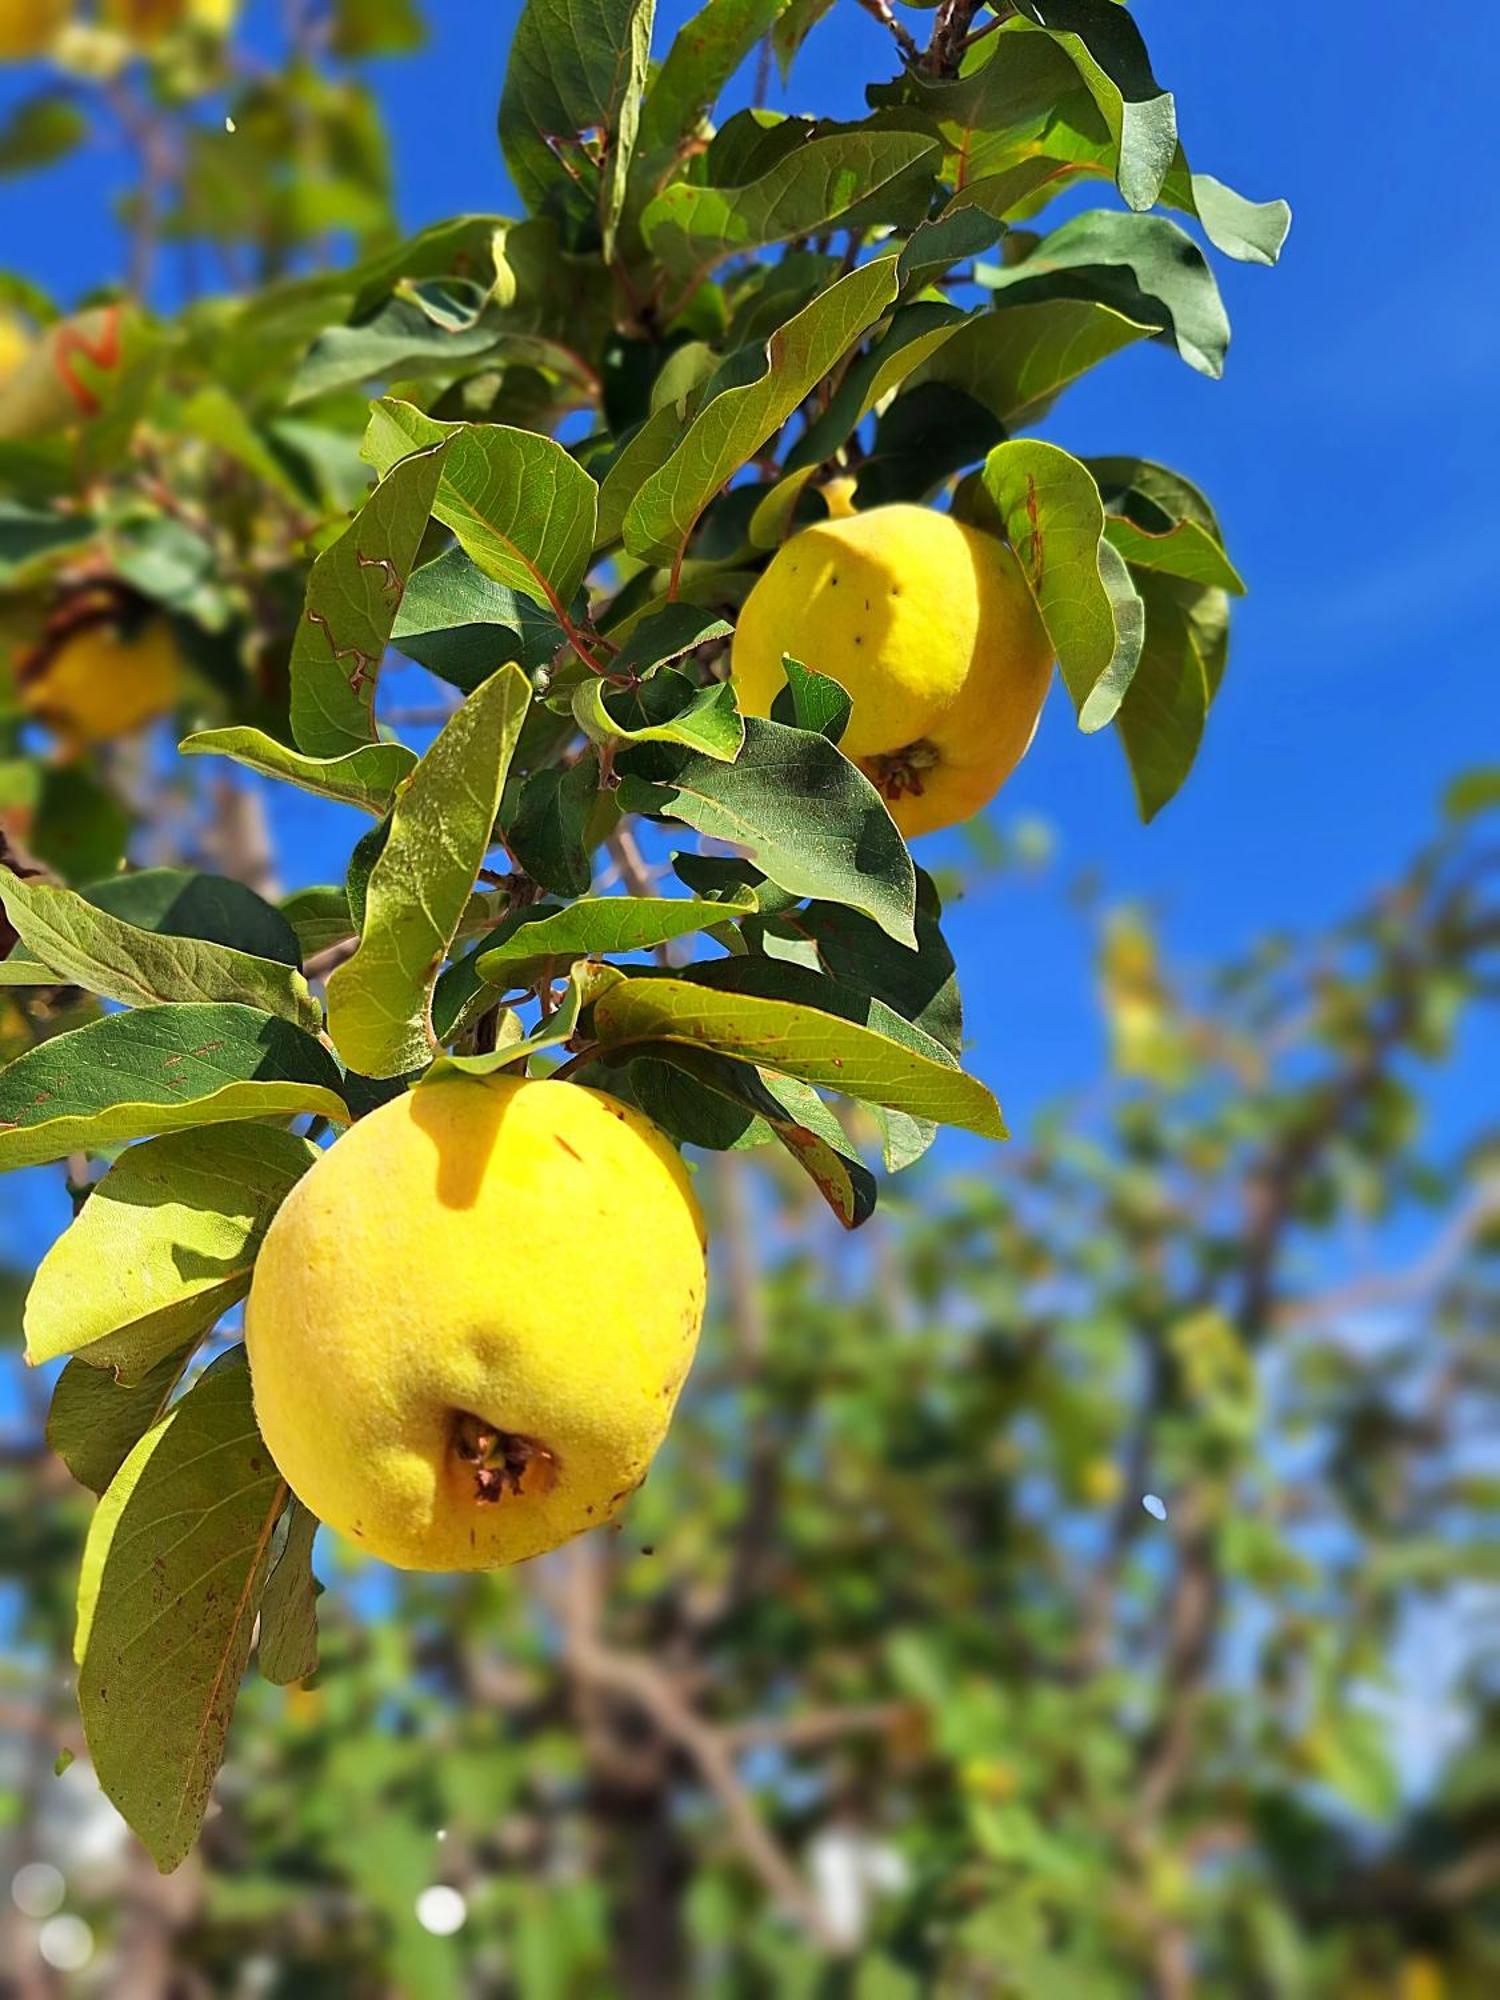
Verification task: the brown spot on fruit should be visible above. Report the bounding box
[867,737,941,802]
[451,1410,560,1504]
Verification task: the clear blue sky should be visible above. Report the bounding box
[0,0,1495,1218]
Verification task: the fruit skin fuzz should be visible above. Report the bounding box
[245,1075,708,1572]
[730,503,1055,839]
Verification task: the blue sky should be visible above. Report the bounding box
[0,0,1495,1212]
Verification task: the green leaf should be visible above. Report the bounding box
[257,1499,321,1686]
[1180,171,1291,266]
[474,892,753,991]
[758,867,961,1055]
[983,209,1230,379]
[1013,1,1176,211]
[1114,571,1217,821]
[499,0,657,253]
[898,207,1007,289]
[0,94,86,176]
[180,729,416,820]
[641,130,939,288]
[1090,455,1246,593]
[573,669,744,762]
[25,765,131,888]
[637,0,788,154]
[289,281,509,404]
[605,602,733,679]
[651,1045,876,1226]
[622,257,900,567]
[364,399,599,619]
[75,1349,286,1874]
[327,666,531,1078]
[617,714,917,947]
[0,499,93,581]
[592,962,1004,1136]
[769,655,851,744]
[502,756,600,899]
[0,1005,349,1173]
[82,870,304,970]
[433,960,621,1078]
[24,1125,319,1380]
[391,545,566,692]
[771,0,833,78]
[289,437,451,758]
[46,1348,195,1497]
[909,298,1150,430]
[0,958,57,987]
[976,438,1141,730]
[279,886,354,960]
[0,867,321,1030]
[785,301,970,475]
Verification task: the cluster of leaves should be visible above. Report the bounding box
[0,0,1288,1871]
[1,806,1494,1992]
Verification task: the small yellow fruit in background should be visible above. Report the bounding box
[0,0,69,61]
[245,1075,709,1572]
[0,311,30,383]
[730,503,1054,839]
[18,608,181,744]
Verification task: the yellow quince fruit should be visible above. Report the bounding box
[245,1074,709,1572]
[17,597,182,744]
[0,0,69,61]
[729,503,1054,838]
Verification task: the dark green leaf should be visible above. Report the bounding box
[574,668,744,763]
[618,713,917,947]
[392,545,566,692]
[0,1005,349,1172]
[258,1499,322,1685]
[83,870,305,969]
[46,1348,195,1497]
[769,655,851,744]
[503,754,600,898]
[474,891,753,990]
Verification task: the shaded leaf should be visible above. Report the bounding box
[983,208,1230,378]
[574,668,743,762]
[637,0,788,155]
[1114,570,1218,821]
[258,1499,322,1686]
[769,655,851,744]
[502,754,599,899]
[641,130,938,287]
[76,1349,286,1874]
[910,297,1149,429]
[46,1348,196,1498]
[434,959,622,1078]
[392,544,566,691]
[25,1125,319,1380]
[617,713,917,946]
[82,870,304,970]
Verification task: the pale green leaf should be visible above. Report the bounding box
[181,729,416,820]
[363,399,598,617]
[24,1124,319,1380]
[622,257,900,567]
[257,1499,321,1686]
[591,964,1004,1136]
[977,438,1141,730]
[327,666,531,1078]
[289,437,451,758]
[0,867,321,1031]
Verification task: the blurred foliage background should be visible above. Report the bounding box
[0,3,1497,1995]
